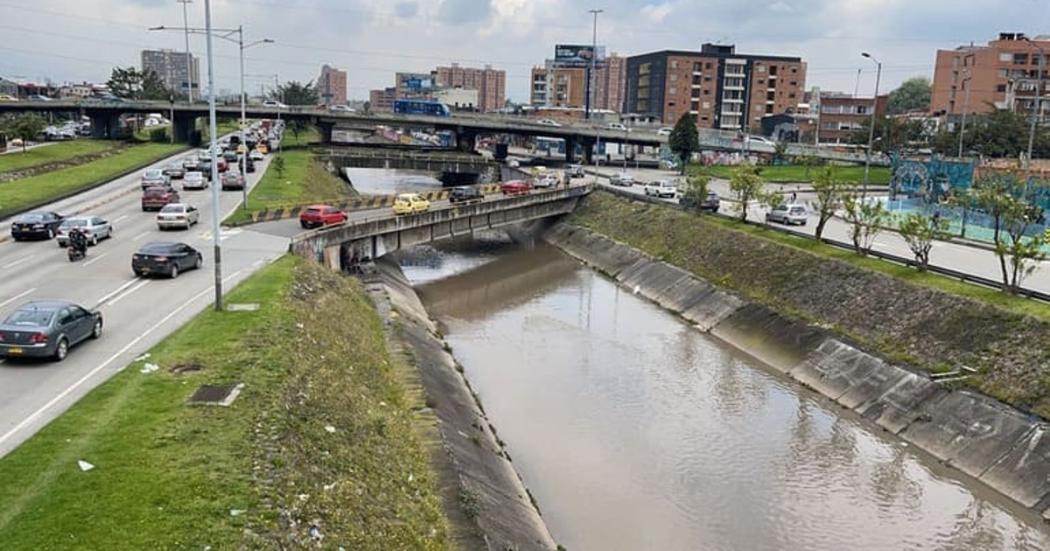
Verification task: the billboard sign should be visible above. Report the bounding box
[554,44,606,66]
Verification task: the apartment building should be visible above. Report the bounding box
[141,49,199,97]
[434,63,505,112]
[529,45,626,112]
[931,32,1050,118]
[625,43,806,130]
[317,64,348,106]
[813,91,889,143]
[368,87,396,111]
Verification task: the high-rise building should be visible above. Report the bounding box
[434,63,505,112]
[931,32,1050,119]
[625,43,806,130]
[529,45,626,112]
[317,64,348,106]
[141,49,199,97]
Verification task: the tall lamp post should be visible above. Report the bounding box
[176,0,194,104]
[1022,36,1046,185]
[587,8,603,172]
[861,52,882,199]
[957,68,972,159]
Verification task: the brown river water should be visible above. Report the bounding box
[399,238,1050,551]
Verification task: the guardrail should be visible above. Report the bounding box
[598,185,1050,304]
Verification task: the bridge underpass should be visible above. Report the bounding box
[316,147,501,187]
[290,184,591,271]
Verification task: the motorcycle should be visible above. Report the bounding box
[67,231,87,262]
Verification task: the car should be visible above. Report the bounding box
[197,150,213,162]
[244,157,256,173]
[680,191,721,212]
[299,205,348,228]
[132,242,203,279]
[392,193,431,215]
[56,216,113,247]
[141,168,171,190]
[536,118,561,127]
[141,186,180,211]
[0,94,19,102]
[449,186,484,204]
[533,173,560,188]
[766,204,809,226]
[656,127,674,136]
[236,144,248,155]
[249,149,264,161]
[608,172,634,186]
[644,180,679,198]
[747,135,777,147]
[27,94,53,101]
[156,203,200,230]
[222,150,239,164]
[329,104,353,112]
[567,164,585,178]
[10,211,64,241]
[221,172,246,191]
[183,171,207,190]
[262,100,288,109]
[181,157,199,171]
[256,144,269,155]
[0,301,103,361]
[216,158,228,173]
[163,163,186,180]
[500,180,532,195]
[607,122,629,132]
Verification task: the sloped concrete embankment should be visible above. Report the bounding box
[544,222,1050,518]
[362,260,558,550]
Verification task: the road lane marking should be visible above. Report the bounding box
[2,256,31,270]
[0,270,242,450]
[82,252,110,267]
[0,288,36,309]
[132,231,150,241]
[93,279,139,307]
[112,215,128,223]
[104,279,150,307]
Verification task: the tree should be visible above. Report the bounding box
[286,119,311,143]
[106,66,170,100]
[729,165,764,222]
[272,155,286,179]
[140,69,171,100]
[681,174,710,211]
[898,212,948,271]
[850,116,928,154]
[772,141,789,164]
[887,77,931,115]
[842,193,887,255]
[273,80,318,106]
[668,113,700,174]
[972,173,1050,293]
[810,166,850,239]
[932,108,1050,159]
[1,113,47,152]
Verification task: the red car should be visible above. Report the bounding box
[141,186,181,211]
[217,158,228,173]
[299,204,348,229]
[500,180,532,196]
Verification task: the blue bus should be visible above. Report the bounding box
[393,99,451,117]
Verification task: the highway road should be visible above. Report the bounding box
[0,145,287,458]
[591,166,1050,294]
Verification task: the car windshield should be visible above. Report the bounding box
[61,219,88,227]
[145,188,168,196]
[16,214,45,223]
[790,207,806,214]
[4,309,54,326]
[305,208,322,214]
[144,170,163,178]
[160,205,184,213]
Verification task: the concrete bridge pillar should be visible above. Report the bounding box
[456,130,478,153]
[316,121,335,145]
[89,112,122,139]
[172,113,197,144]
[565,136,578,164]
[581,138,596,165]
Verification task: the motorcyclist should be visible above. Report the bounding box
[68,227,88,258]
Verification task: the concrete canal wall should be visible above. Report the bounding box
[544,222,1050,518]
[362,260,558,550]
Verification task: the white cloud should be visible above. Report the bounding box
[640,3,673,23]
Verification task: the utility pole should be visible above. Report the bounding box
[585,8,602,120]
[177,0,194,104]
[1023,36,1045,184]
[958,69,972,159]
[203,0,223,311]
[861,52,881,199]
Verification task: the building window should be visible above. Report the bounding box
[692,75,701,85]
[788,93,796,98]
[691,88,700,98]
[999,52,1013,62]
[704,76,712,82]
[757,65,766,73]
[999,68,1010,78]
[1015,53,1029,65]
[791,67,797,73]
[705,62,712,70]
[671,61,679,69]
[769,66,778,76]
[702,89,710,95]
[758,79,765,85]
[693,62,701,72]
[765,104,774,114]
[670,74,678,82]
[790,81,797,86]
[701,116,709,121]
[691,100,699,110]
[668,101,676,107]
[767,91,775,101]
[702,101,710,109]
[997,84,1007,92]
[669,87,676,95]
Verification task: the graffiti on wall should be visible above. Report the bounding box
[890,154,976,204]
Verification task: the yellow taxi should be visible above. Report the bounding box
[256,143,269,155]
[393,193,430,215]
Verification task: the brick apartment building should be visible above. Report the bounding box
[434,63,505,112]
[368,87,396,111]
[813,91,889,143]
[529,45,626,112]
[931,32,1050,119]
[317,64,348,106]
[625,43,806,130]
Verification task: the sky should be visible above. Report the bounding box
[2,0,1049,102]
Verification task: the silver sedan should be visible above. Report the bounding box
[56,216,113,247]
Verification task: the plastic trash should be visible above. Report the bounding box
[77,460,94,472]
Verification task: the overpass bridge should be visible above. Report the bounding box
[0,99,886,165]
[290,183,591,271]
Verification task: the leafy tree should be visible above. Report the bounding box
[273,80,318,106]
[850,116,928,154]
[932,108,1050,158]
[272,155,286,179]
[728,165,764,222]
[286,119,311,143]
[668,113,700,174]
[898,212,948,271]
[140,69,171,100]
[972,173,1050,292]
[106,66,170,100]
[1,113,47,151]
[772,141,789,164]
[681,174,710,211]
[810,166,850,239]
[887,77,931,115]
[842,193,887,255]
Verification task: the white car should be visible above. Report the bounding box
[644,180,678,198]
[609,172,634,186]
[328,104,353,112]
[536,119,561,127]
[747,135,777,147]
[262,100,288,109]
[534,174,560,188]
[607,122,629,132]
[157,203,200,230]
[183,171,207,190]
[765,204,809,226]
[656,127,674,136]
[249,150,264,161]
[56,216,113,247]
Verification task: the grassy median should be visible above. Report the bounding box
[0,256,451,549]
[0,140,119,175]
[224,129,354,225]
[689,163,892,184]
[0,142,186,219]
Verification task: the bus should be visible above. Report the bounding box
[393,99,451,117]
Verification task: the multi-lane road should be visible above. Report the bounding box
[0,145,287,458]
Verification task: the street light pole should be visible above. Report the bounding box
[177,0,193,104]
[586,8,602,121]
[958,69,972,159]
[203,0,223,311]
[861,52,881,199]
[1023,37,1045,184]
[234,33,273,211]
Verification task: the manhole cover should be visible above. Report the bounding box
[227,303,260,312]
[187,383,244,407]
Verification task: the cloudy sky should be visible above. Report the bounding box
[1,0,1048,102]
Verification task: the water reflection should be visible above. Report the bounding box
[402,241,1050,551]
[343,167,443,195]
